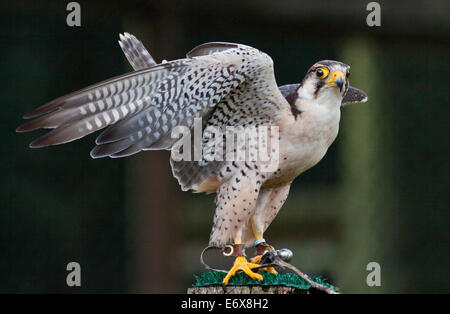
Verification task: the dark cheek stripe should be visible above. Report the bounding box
[285,91,302,119]
[314,81,325,98]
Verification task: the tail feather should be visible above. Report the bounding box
[119,32,157,71]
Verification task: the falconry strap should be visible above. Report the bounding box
[222,244,246,257]
[199,245,338,294]
[255,242,275,255]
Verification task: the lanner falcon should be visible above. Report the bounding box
[17,33,367,284]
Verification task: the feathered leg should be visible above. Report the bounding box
[207,167,265,285]
[248,184,291,272]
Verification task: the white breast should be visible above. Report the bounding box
[264,98,341,187]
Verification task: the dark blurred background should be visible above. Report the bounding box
[1,0,449,293]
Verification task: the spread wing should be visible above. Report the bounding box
[17,41,288,163]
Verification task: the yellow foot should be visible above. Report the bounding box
[250,255,278,274]
[223,256,263,285]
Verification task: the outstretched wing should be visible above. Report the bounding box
[17,59,194,151]
[17,41,288,162]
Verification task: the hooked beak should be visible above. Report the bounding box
[325,71,345,92]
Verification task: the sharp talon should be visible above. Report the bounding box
[250,254,278,274]
[222,256,263,285]
[263,266,278,274]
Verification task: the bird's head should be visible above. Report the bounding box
[295,60,358,110]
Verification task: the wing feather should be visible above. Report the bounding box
[186,42,239,58]
[171,45,288,191]
[17,40,289,193]
[18,60,191,147]
[342,86,368,105]
[20,62,177,120]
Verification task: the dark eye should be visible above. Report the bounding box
[315,67,329,79]
[346,71,350,78]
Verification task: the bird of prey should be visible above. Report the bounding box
[17,33,367,284]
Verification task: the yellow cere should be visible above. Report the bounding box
[325,71,345,85]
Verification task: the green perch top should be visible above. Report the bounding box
[193,271,337,292]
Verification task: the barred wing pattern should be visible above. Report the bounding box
[171,53,287,191]
[119,32,157,70]
[18,41,288,190]
[18,44,246,154]
[17,62,181,148]
[118,33,286,177]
